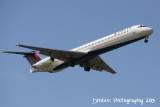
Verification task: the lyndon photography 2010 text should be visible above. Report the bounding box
[92,98,156,105]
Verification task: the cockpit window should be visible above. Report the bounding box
[138,25,147,28]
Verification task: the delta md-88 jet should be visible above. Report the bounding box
[4,25,153,74]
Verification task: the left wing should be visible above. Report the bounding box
[16,44,116,74]
[80,56,117,74]
[16,44,87,62]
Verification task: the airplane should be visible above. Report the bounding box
[3,25,153,74]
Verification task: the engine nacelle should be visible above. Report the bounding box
[32,57,54,69]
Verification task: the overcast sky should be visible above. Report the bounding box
[1,0,160,107]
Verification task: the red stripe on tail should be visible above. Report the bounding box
[24,53,41,65]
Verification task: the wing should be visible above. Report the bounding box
[81,56,117,74]
[16,44,87,62]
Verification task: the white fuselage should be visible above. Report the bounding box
[31,25,153,73]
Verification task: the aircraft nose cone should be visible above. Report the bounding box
[147,27,154,35]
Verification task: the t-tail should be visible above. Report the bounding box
[3,51,42,66]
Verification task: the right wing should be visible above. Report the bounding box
[80,56,117,74]
[16,44,87,62]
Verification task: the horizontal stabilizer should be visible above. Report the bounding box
[3,51,35,55]
[3,51,42,65]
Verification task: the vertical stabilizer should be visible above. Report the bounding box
[24,51,42,65]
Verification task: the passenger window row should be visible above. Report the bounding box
[77,27,131,51]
